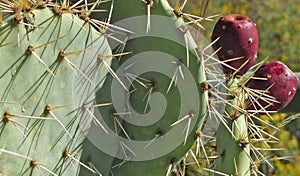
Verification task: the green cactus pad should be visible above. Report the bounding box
[79,0,208,175]
[0,6,111,175]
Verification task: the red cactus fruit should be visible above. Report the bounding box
[211,14,259,76]
[246,61,298,112]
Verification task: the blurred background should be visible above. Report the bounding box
[169,0,300,175]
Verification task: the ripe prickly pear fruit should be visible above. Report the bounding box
[211,14,259,76]
[246,61,298,112]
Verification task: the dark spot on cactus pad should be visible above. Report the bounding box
[155,128,164,137]
[109,108,117,120]
[2,111,10,124]
[220,150,226,159]
[43,104,51,116]
[14,14,22,24]
[246,61,298,112]
[30,158,37,168]
[237,138,249,150]
[150,80,157,88]
[230,111,239,122]
[83,154,92,163]
[143,0,153,6]
[169,157,177,164]
[62,148,69,159]
[27,44,34,55]
[173,9,183,18]
[212,14,259,76]
[199,81,209,92]
[188,110,196,118]
[58,49,66,61]
[195,131,203,139]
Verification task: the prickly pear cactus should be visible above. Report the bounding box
[78,0,210,176]
[211,14,259,175]
[1,0,299,176]
[211,14,298,176]
[0,1,111,175]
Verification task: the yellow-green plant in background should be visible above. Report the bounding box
[258,114,300,176]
